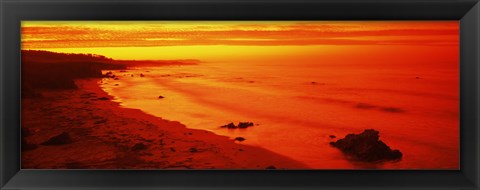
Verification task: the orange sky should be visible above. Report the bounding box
[21,21,459,61]
[22,21,458,47]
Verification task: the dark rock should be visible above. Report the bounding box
[158,96,165,99]
[238,122,254,128]
[234,137,246,142]
[329,129,402,162]
[131,143,148,151]
[329,135,336,139]
[114,77,119,80]
[266,165,276,169]
[140,73,145,77]
[104,72,115,79]
[221,122,237,129]
[98,97,110,100]
[170,147,176,152]
[41,132,73,146]
[415,76,421,79]
[189,148,198,153]
[381,107,404,113]
[221,122,255,129]
[310,81,325,85]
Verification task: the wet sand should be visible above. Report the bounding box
[21,78,308,169]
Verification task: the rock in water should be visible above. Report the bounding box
[41,132,73,145]
[238,122,254,128]
[234,137,246,142]
[221,122,255,129]
[220,122,237,129]
[329,129,402,162]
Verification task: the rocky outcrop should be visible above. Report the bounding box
[221,122,237,129]
[221,122,255,129]
[234,137,246,142]
[238,122,254,128]
[330,129,402,162]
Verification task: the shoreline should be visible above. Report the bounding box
[21,78,309,169]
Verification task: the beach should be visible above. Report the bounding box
[21,78,308,169]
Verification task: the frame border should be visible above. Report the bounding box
[1,0,479,189]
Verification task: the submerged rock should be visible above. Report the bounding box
[329,129,402,162]
[41,132,73,146]
[381,107,404,113]
[158,95,165,99]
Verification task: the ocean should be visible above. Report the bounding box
[100,45,459,169]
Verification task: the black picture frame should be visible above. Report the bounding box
[1,0,479,189]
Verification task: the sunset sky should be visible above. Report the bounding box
[21,21,459,61]
[21,21,460,169]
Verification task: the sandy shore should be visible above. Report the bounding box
[21,78,308,169]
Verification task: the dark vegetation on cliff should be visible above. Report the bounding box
[22,50,127,97]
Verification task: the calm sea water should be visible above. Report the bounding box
[100,46,459,169]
